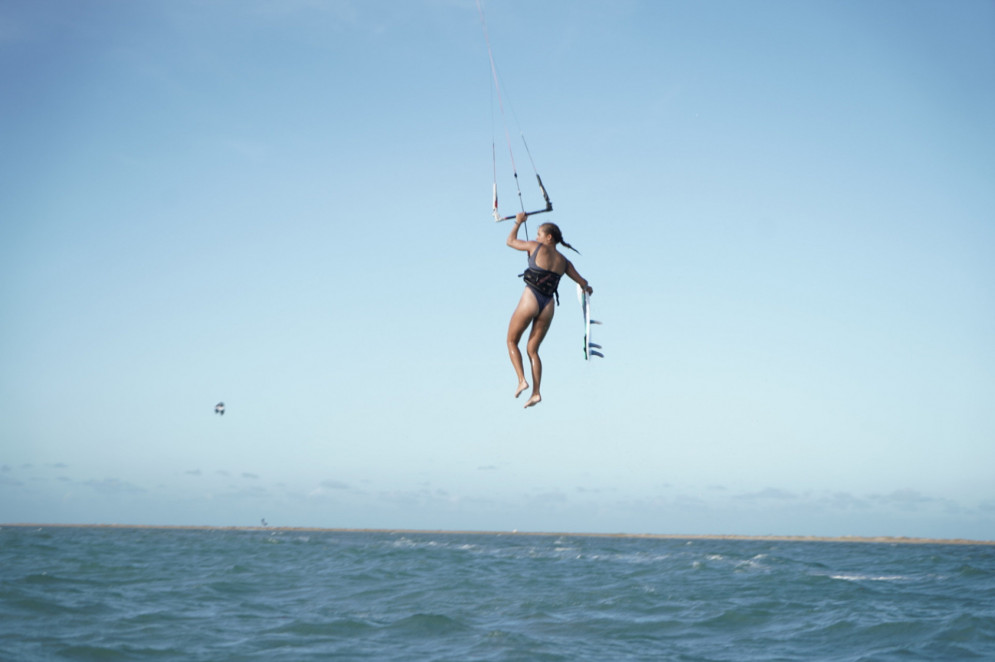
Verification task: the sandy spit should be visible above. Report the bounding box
[3,523,993,546]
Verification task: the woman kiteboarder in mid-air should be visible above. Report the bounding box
[506,211,593,408]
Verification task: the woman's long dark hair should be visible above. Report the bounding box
[538,222,580,254]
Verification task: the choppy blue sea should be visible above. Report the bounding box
[1,526,994,661]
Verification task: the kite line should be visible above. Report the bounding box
[476,0,552,239]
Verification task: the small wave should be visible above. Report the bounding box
[269,618,374,638]
[389,613,469,635]
[1,592,85,616]
[829,573,909,582]
[734,558,770,572]
[58,643,183,660]
[956,563,994,578]
[57,645,129,661]
[702,605,776,629]
[21,572,61,585]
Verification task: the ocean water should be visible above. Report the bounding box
[1,527,994,661]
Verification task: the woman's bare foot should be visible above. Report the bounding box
[523,393,542,408]
[515,381,529,398]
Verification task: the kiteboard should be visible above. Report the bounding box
[578,284,603,360]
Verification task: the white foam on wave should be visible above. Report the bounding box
[829,573,909,582]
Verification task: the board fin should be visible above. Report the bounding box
[577,283,604,361]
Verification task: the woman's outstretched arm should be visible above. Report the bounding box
[565,260,593,294]
[506,211,536,252]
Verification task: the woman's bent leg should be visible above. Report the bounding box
[507,290,539,398]
[523,300,554,408]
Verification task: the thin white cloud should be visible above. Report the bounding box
[308,480,356,499]
[869,489,937,511]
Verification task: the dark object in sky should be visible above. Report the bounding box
[215,402,225,416]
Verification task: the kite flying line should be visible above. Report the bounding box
[476,0,552,238]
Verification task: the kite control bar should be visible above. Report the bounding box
[495,173,553,222]
[497,201,552,222]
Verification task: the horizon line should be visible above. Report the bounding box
[3,522,993,546]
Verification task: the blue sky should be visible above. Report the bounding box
[2,0,993,540]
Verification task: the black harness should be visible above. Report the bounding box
[520,267,561,305]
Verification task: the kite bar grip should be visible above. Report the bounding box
[496,201,553,222]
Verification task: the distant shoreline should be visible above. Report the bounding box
[3,523,993,546]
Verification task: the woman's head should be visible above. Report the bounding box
[537,223,562,244]
[537,222,579,254]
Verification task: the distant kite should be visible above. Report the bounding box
[215,402,225,416]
